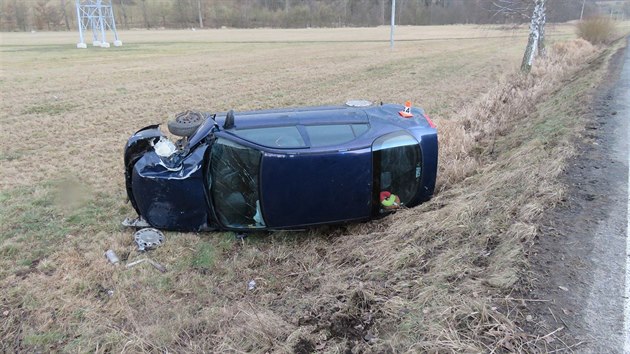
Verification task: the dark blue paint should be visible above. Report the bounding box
[131,146,211,231]
[124,103,438,231]
[260,148,372,228]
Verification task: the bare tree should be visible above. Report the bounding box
[13,0,27,31]
[34,0,55,30]
[520,0,545,72]
[140,0,149,28]
[60,0,70,30]
[494,0,547,73]
[197,0,203,28]
[1,0,590,32]
[119,0,129,29]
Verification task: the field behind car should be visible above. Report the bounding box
[0,24,626,352]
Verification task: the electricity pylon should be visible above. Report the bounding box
[75,0,122,49]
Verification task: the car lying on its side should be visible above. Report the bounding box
[124,101,438,232]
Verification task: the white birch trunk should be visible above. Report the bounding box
[521,0,544,73]
[537,0,546,57]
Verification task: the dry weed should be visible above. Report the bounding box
[0,28,615,353]
[576,17,618,44]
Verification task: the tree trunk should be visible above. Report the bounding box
[380,0,385,26]
[120,0,129,29]
[537,0,546,57]
[60,0,70,30]
[197,0,203,28]
[141,0,150,29]
[520,0,543,73]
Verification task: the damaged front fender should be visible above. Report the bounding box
[131,145,211,231]
[124,125,164,215]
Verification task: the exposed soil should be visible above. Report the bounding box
[527,38,629,352]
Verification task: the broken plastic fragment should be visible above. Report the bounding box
[253,200,265,226]
[248,280,256,290]
[125,258,167,273]
[105,249,120,265]
[154,138,176,158]
[122,216,151,228]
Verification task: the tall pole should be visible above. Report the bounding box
[390,0,396,49]
[197,0,203,28]
[76,0,84,44]
[580,0,585,20]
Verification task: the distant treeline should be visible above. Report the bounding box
[0,0,625,32]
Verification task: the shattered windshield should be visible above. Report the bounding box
[208,138,265,228]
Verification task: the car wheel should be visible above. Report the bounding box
[167,110,205,137]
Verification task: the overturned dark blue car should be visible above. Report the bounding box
[124,101,438,232]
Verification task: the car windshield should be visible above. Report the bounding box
[208,138,265,228]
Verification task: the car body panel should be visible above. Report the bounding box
[131,145,212,231]
[124,102,439,232]
[260,148,372,228]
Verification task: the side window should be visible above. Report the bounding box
[235,126,306,148]
[209,138,265,228]
[305,124,369,147]
[372,132,422,210]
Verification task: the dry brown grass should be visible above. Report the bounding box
[0,25,617,352]
[576,17,618,44]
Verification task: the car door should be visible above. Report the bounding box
[259,148,373,228]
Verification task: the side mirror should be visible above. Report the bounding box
[223,110,235,129]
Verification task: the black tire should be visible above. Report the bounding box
[167,110,205,137]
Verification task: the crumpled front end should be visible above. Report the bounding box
[124,125,212,231]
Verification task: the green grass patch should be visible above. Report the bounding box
[0,181,123,278]
[191,241,216,270]
[22,101,78,115]
[22,331,65,348]
[0,151,24,162]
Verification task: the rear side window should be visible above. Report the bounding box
[235,126,306,148]
[305,124,369,147]
[372,131,422,209]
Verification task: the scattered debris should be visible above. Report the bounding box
[122,216,151,228]
[248,280,256,290]
[363,332,377,344]
[104,250,120,265]
[125,259,147,269]
[134,228,165,251]
[147,258,167,273]
[558,286,568,291]
[125,258,167,273]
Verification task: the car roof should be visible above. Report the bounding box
[188,103,433,151]
[214,105,369,129]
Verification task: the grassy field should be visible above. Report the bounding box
[0,24,623,352]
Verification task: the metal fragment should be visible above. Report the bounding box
[134,228,165,251]
[105,249,120,265]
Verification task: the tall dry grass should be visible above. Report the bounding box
[576,17,617,44]
[324,38,603,352]
[0,29,616,353]
[437,38,596,192]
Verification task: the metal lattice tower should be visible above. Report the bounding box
[75,0,122,49]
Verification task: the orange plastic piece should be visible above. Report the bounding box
[398,101,413,118]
